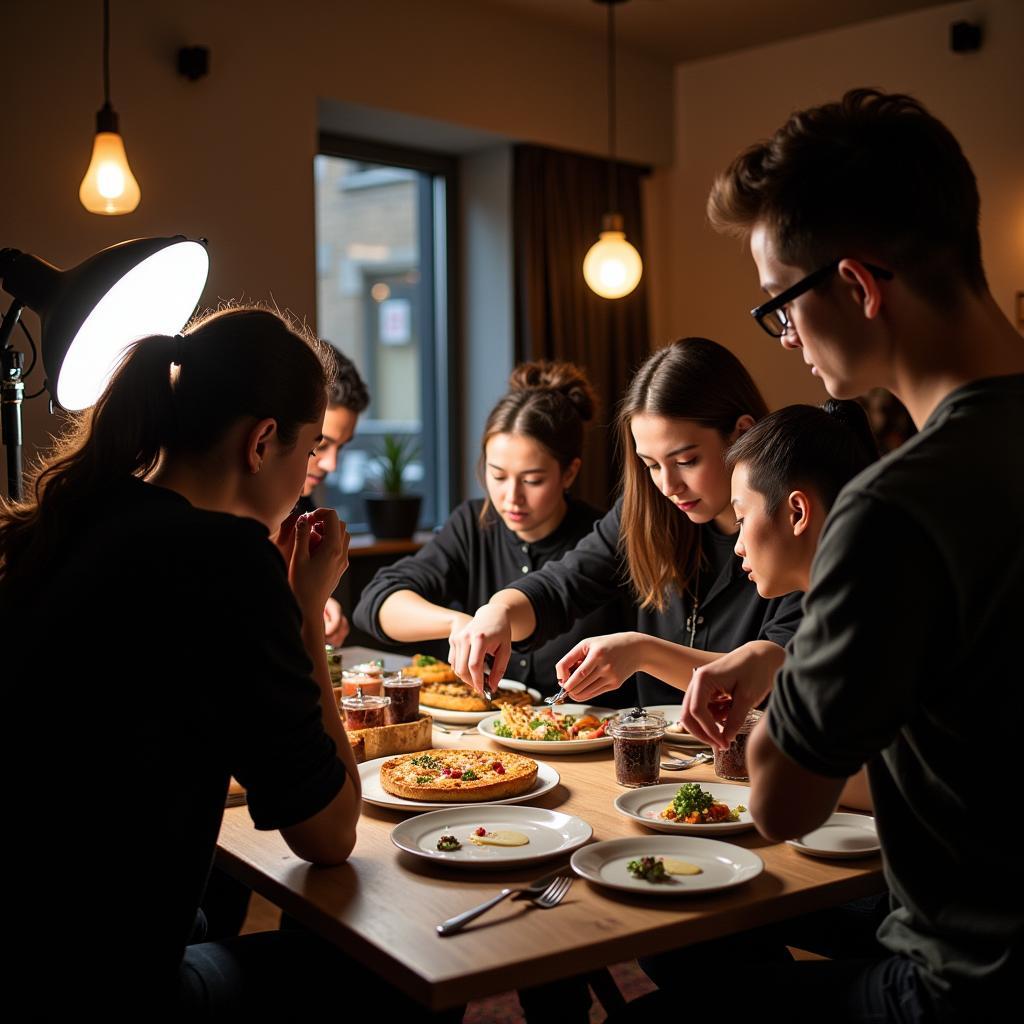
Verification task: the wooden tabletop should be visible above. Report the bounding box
[217,725,883,1010]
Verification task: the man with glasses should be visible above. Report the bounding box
[619,89,1023,1022]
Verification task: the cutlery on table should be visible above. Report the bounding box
[660,751,713,771]
[432,723,478,737]
[436,873,573,936]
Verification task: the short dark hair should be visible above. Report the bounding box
[727,400,878,516]
[323,343,369,413]
[708,88,985,308]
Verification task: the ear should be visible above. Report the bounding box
[245,417,278,474]
[837,259,885,321]
[561,457,582,490]
[729,414,757,443]
[788,489,813,537]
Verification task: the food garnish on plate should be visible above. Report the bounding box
[627,856,702,881]
[659,783,747,824]
[379,749,538,802]
[493,704,612,742]
[467,826,530,847]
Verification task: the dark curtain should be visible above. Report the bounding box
[513,144,650,512]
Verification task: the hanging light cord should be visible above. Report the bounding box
[606,0,618,214]
[103,0,111,108]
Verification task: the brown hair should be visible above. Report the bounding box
[727,400,878,517]
[0,306,332,585]
[617,338,768,611]
[478,361,597,522]
[708,88,985,308]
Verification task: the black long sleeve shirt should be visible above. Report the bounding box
[353,497,638,703]
[506,497,804,705]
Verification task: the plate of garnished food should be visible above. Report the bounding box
[479,704,616,753]
[614,782,754,835]
[358,749,559,810]
[644,704,711,750]
[406,655,541,723]
[390,805,591,868]
[571,836,763,896]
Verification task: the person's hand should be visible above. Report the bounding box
[271,511,301,566]
[448,605,512,695]
[446,611,473,647]
[679,641,785,750]
[288,509,350,624]
[555,632,645,702]
[324,597,350,646]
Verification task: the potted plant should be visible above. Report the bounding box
[364,435,422,539]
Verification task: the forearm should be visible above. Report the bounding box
[635,636,727,689]
[378,590,468,642]
[838,767,873,811]
[301,617,361,798]
[487,589,537,642]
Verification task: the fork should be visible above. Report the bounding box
[544,687,570,705]
[436,875,573,936]
[660,751,713,770]
[432,723,478,737]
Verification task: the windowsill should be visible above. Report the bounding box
[347,531,435,558]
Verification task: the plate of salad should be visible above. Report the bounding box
[479,704,617,753]
[614,782,755,835]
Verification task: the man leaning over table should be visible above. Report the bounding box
[615,89,1024,1023]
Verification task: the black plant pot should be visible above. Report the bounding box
[365,494,422,540]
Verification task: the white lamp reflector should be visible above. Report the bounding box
[56,240,209,410]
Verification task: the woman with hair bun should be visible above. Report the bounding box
[353,361,636,702]
[1,307,448,1017]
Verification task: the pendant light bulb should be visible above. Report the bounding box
[583,215,643,299]
[79,122,141,215]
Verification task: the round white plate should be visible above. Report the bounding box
[358,755,560,811]
[478,705,616,754]
[420,680,543,724]
[614,782,755,835]
[788,813,879,859]
[571,836,763,896]
[645,704,710,750]
[390,805,592,868]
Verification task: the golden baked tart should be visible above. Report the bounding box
[406,656,535,712]
[379,749,538,802]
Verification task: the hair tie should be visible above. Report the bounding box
[171,334,186,367]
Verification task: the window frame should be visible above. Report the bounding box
[316,132,461,528]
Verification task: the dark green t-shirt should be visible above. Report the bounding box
[768,374,1024,1013]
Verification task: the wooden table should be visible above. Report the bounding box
[217,714,883,1010]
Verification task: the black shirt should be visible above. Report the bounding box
[5,478,346,1008]
[508,497,804,704]
[353,497,638,702]
[768,375,1024,1015]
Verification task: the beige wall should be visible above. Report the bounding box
[669,0,1024,411]
[2,0,673,471]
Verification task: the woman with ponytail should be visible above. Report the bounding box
[450,338,804,708]
[0,307,386,1016]
[353,361,635,703]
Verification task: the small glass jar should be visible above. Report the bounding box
[342,694,391,731]
[608,710,666,788]
[713,709,763,781]
[325,645,344,687]
[383,674,422,725]
[339,665,392,697]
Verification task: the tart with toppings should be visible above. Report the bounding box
[408,655,534,712]
[379,749,538,802]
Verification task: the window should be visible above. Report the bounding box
[313,135,457,531]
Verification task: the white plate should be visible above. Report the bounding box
[788,813,880,859]
[645,704,709,749]
[478,705,616,753]
[614,782,755,835]
[420,680,543,724]
[390,805,592,869]
[358,755,560,811]
[571,836,763,896]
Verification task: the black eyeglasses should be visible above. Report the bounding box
[750,259,893,338]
